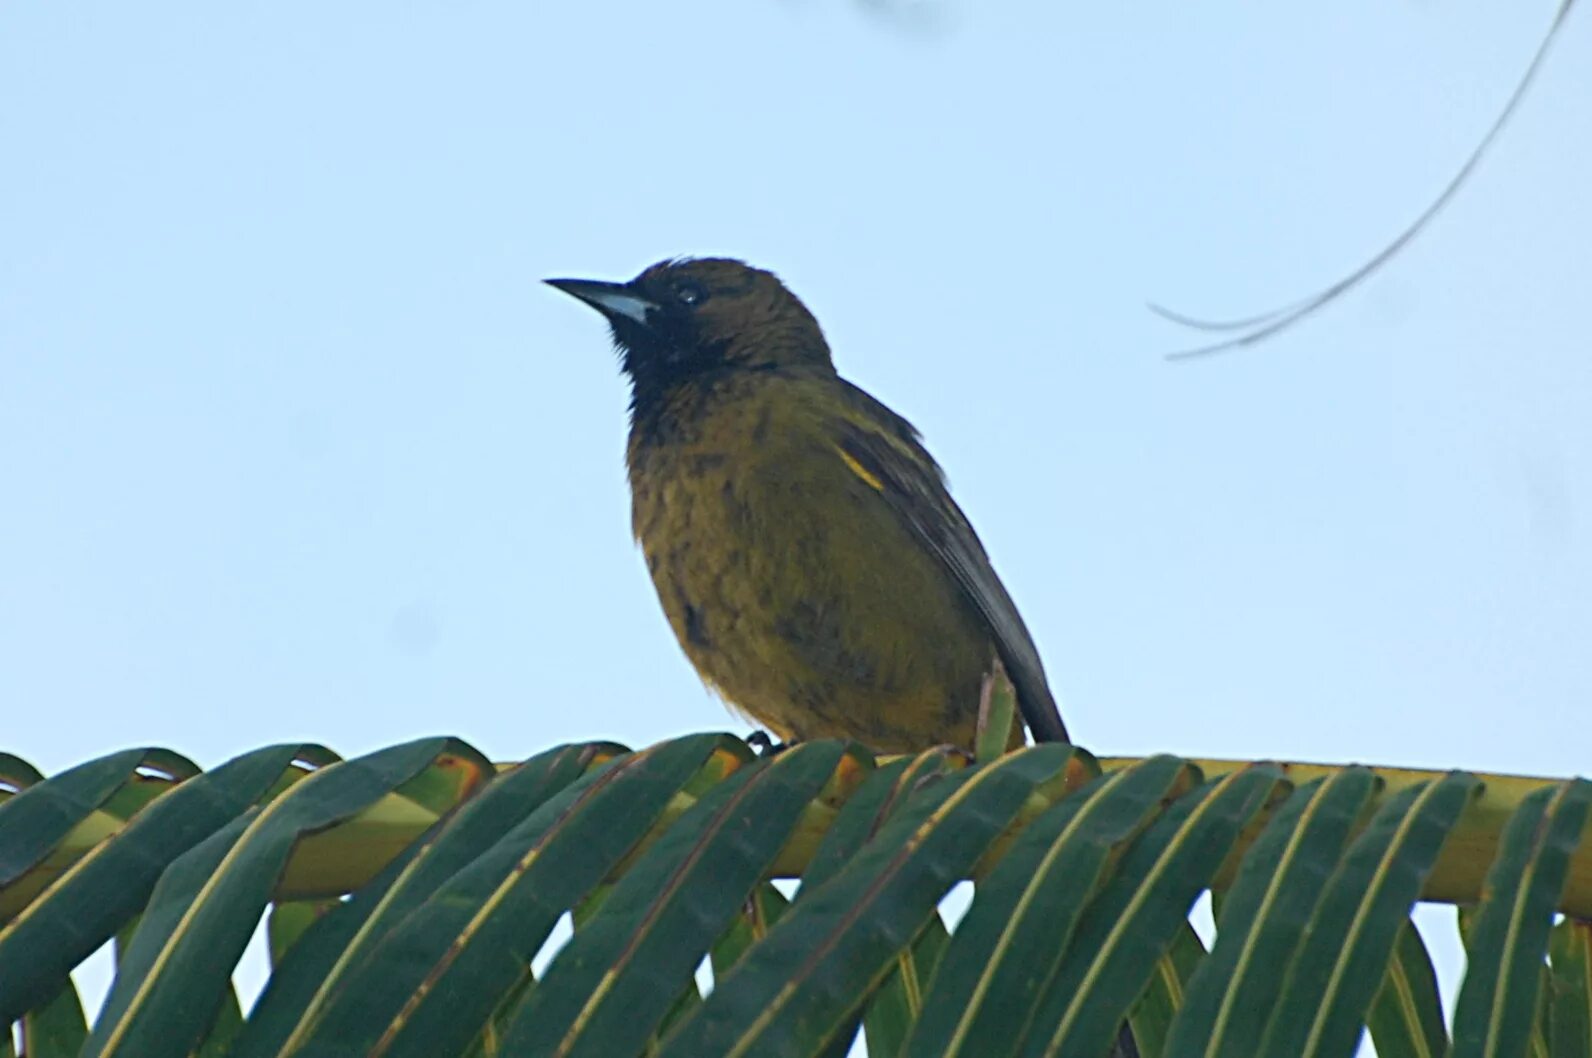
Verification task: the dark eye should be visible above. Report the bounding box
[675,281,707,307]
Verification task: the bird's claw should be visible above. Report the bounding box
[746,730,789,757]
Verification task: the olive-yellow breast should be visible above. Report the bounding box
[547,257,1067,753]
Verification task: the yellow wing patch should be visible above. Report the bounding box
[837,446,885,491]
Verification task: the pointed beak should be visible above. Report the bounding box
[544,277,658,326]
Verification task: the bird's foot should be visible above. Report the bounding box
[746,730,790,757]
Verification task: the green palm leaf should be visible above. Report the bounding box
[4,738,1591,1058]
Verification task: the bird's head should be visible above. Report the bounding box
[546,258,833,397]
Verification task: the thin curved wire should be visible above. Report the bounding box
[1161,0,1577,362]
[1147,300,1303,334]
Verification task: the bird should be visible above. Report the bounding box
[546,257,1068,754]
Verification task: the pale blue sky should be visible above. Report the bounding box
[2,0,1588,1041]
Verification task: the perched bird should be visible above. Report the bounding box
[547,258,1068,754]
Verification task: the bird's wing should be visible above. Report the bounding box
[827,381,1069,743]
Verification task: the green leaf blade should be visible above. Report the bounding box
[657,744,1077,1058]
[1258,771,1481,1058]
[499,740,852,1058]
[907,754,1195,1058]
[1365,920,1449,1058]
[0,744,313,1023]
[1020,765,1285,1058]
[82,737,477,1058]
[293,733,737,1058]
[1168,767,1381,1057]
[1452,779,1592,1058]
